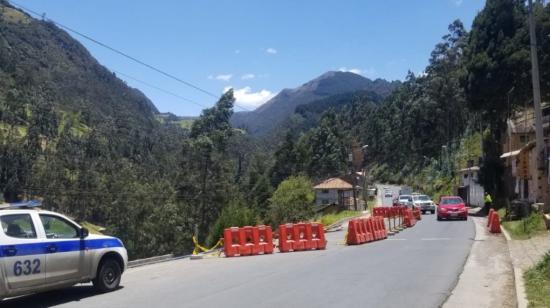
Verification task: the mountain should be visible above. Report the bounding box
[230,71,400,135]
[0,1,159,130]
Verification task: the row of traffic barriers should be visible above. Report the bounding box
[487,209,501,233]
[223,207,423,257]
[346,216,387,245]
[372,206,419,231]
[223,223,326,257]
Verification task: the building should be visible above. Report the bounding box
[313,177,363,210]
[457,166,484,207]
[500,105,550,210]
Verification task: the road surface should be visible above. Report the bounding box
[3,214,475,308]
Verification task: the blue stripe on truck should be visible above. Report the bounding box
[0,238,124,257]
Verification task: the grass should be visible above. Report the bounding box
[524,252,550,308]
[317,210,362,226]
[367,199,376,213]
[1,6,31,24]
[500,209,547,240]
[80,221,105,235]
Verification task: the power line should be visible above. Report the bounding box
[8,0,218,99]
[8,0,260,115]
[113,70,208,110]
[114,70,251,113]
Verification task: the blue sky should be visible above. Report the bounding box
[14,0,485,116]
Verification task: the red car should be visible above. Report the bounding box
[437,196,468,221]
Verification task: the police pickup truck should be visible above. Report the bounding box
[0,201,127,300]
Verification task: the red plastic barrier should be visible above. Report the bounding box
[378,216,388,238]
[347,219,363,245]
[413,209,422,220]
[404,209,416,228]
[347,218,377,245]
[223,225,274,257]
[279,222,326,252]
[489,212,501,233]
[258,225,274,254]
[487,209,495,227]
[311,223,327,249]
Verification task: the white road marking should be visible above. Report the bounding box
[421,238,451,241]
[387,238,407,241]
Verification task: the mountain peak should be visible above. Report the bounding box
[230,71,399,135]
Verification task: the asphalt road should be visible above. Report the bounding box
[3,214,475,308]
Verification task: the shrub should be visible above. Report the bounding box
[269,176,314,227]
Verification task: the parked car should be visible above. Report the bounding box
[397,195,414,208]
[413,194,436,214]
[437,196,468,221]
[0,201,128,300]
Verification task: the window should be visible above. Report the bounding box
[1,214,37,239]
[520,135,530,143]
[322,199,329,205]
[441,197,463,205]
[321,189,329,194]
[463,174,468,179]
[40,215,79,239]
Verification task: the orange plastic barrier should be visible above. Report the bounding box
[489,211,501,233]
[347,217,387,245]
[279,222,326,252]
[404,209,417,228]
[487,209,495,227]
[223,225,274,257]
[413,209,422,220]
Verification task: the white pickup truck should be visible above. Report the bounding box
[0,202,127,300]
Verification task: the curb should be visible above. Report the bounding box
[501,225,528,308]
[128,254,189,268]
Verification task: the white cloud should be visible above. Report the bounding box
[209,74,232,81]
[266,48,277,54]
[234,49,241,54]
[338,67,363,75]
[224,86,275,109]
[241,73,255,80]
[454,0,463,7]
[338,67,378,79]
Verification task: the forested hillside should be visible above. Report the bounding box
[269,1,550,200]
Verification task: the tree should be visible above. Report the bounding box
[462,0,530,116]
[269,176,314,227]
[177,90,236,241]
[305,111,348,180]
[270,131,299,186]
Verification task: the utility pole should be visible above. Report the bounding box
[528,0,545,202]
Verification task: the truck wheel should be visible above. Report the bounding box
[431,210,435,214]
[421,210,426,214]
[93,259,122,293]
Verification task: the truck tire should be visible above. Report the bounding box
[93,258,122,293]
[431,210,435,214]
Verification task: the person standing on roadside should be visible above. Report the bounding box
[484,192,493,209]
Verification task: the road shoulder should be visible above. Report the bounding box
[502,225,550,308]
[443,217,516,308]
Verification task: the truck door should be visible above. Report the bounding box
[0,213,46,290]
[38,214,86,283]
